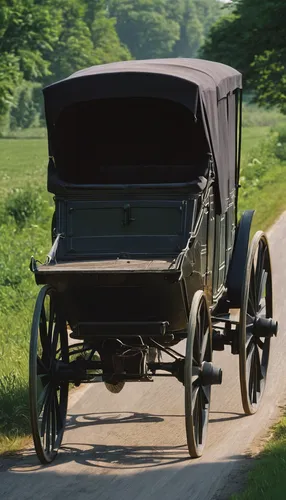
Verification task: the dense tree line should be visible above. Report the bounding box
[201,0,286,114]
[0,0,222,131]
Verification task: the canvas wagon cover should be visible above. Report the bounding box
[43,58,242,212]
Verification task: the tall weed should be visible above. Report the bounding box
[0,189,51,441]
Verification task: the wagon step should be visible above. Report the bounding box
[70,321,170,339]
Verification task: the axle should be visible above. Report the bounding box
[53,357,222,387]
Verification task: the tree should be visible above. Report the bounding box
[43,0,95,83]
[43,0,131,83]
[86,0,131,65]
[201,0,286,113]
[108,0,181,59]
[173,0,222,58]
[0,0,61,81]
[0,0,61,127]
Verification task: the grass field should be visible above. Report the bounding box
[0,138,47,195]
[232,417,286,499]
[0,105,286,457]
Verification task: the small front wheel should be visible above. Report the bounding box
[29,285,69,464]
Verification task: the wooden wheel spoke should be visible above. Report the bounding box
[193,331,201,365]
[247,347,256,404]
[248,270,257,316]
[255,244,266,297]
[40,384,53,439]
[256,338,265,350]
[45,395,52,453]
[51,322,60,359]
[200,330,209,364]
[192,357,199,367]
[252,351,258,404]
[192,366,200,385]
[246,342,255,374]
[37,356,48,374]
[255,345,263,382]
[201,305,206,345]
[245,332,253,349]
[197,390,203,445]
[257,271,267,311]
[51,393,56,451]
[47,300,55,345]
[39,307,50,363]
[192,385,200,409]
[37,381,51,416]
[55,390,63,435]
[201,385,210,406]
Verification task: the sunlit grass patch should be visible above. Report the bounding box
[232,417,286,499]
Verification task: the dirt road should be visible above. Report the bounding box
[1,213,286,500]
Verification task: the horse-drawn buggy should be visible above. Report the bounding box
[29,58,278,464]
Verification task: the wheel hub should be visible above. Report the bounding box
[252,316,278,338]
[200,361,223,386]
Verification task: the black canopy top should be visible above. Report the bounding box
[43,59,242,211]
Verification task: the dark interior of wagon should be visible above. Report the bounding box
[53,97,210,184]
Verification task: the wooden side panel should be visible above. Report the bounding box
[56,198,194,260]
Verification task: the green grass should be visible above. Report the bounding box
[2,127,47,139]
[0,137,47,195]
[232,417,286,500]
[239,127,286,232]
[238,162,286,232]
[241,126,270,162]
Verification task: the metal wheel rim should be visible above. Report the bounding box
[29,285,69,464]
[239,232,273,415]
[185,290,212,458]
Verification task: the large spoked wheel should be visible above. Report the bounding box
[239,231,277,415]
[29,285,69,464]
[185,290,212,458]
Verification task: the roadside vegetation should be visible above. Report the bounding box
[0,104,286,454]
[239,106,286,231]
[232,416,286,500]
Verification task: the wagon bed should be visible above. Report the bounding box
[36,258,178,273]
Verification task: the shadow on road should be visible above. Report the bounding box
[65,411,182,431]
[1,453,249,500]
[209,411,244,424]
[2,409,247,476]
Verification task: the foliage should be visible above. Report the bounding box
[173,0,222,58]
[201,0,286,113]
[43,0,131,84]
[108,0,181,59]
[4,187,52,229]
[0,0,61,81]
[239,133,279,200]
[232,417,286,499]
[0,0,224,134]
[109,0,222,59]
[272,124,286,161]
[242,103,286,129]
[9,81,42,129]
[0,0,130,129]
[0,210,51,443]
